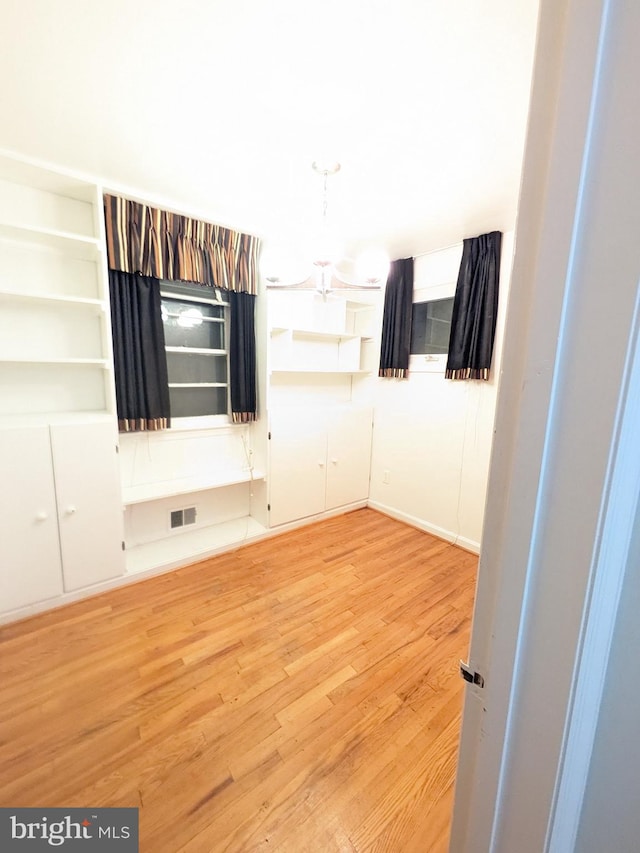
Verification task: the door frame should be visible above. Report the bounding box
[450,0,640,849]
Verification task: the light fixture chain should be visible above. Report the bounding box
[322,170,329,224]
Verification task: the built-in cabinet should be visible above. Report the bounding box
[268,407,373,526]
[0,421,124,612]
[50,421,124,591]
[266,289,381,527]
[0,151,124,621]
[1,426,64,611]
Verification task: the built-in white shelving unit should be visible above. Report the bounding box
[122,468,266,505]
[0,150,125,623]
[268,296,377,377]
[265,289,382,527]
[270,327,371,374]
[0,151,116,420]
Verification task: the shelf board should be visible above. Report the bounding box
[122,469,266,505]
[0,289,104,310]
[168,382,228,389]
[164,312,224,324]
[0,410,114,428]
[271,326,361,342]
[160,289,229,308]
[345,300,376,311]
[125,516,268,575]
[0,152,97,202]
[0,222,101,259]
[270,368,370,375]
[165,347,226,356]
[0,356,109,367]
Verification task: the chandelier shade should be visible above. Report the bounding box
[261,162,389,297]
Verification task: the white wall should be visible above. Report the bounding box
[368,231,514,553]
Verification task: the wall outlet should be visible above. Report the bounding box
[383,469,391,484]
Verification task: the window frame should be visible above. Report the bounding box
[160,281,231,428]
[409,282,456,374]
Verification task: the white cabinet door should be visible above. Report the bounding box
[269,407,373,526]
[325,408,373,510]
[0,426,64,611]
[269,410,327,526]
[51,422,125,592]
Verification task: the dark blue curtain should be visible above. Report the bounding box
[378,257,414,378]
[109,270,170,431]
[229,291,257,423]
[446,231,502,381]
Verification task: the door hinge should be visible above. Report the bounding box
[267,503,271,511]
[460,661,484,688]
[122,541,126,551]
[268,431,271,440]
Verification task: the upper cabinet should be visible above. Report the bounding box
[0,151,115,422]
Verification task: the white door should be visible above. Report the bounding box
[0,425,64,612]
[51,421,125,592]
[268,409,327,526]
[325,408,372,510]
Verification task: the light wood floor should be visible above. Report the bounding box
[0,508,477,852]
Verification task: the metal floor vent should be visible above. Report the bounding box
[170,506,197,530]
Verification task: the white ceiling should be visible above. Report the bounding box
[0,0,539,261]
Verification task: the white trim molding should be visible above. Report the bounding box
[367,500,480,554]
[547,285,640,851]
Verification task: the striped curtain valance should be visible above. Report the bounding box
[104,195,260,296]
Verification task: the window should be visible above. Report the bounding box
[160,281,229,419]
[410,296,454,355]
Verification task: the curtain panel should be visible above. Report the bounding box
[378,257,414,379]
[104,195,261,296]
[229,291,257,423]
[445,231,502,381]
[109,270,171,432]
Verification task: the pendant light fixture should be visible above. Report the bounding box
[262,161,389,297]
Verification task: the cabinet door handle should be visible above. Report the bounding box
[35,511,48,522]
[331,458,338,465]
[318,461,325,467]
[66,505,77,515]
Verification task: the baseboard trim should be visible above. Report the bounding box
[266,501,369,537]
[366,500,481,555]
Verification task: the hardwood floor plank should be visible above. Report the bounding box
[0,508,476,852]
